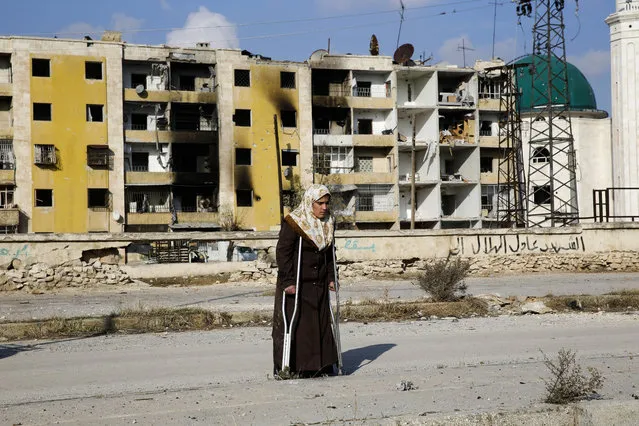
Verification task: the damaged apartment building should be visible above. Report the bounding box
[0,30,604,234]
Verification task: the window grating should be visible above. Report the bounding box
[0,141,14,170]
[234,69,250,87]
[356,185,393,211]
[34,144,56,165]
[313,146,353,174]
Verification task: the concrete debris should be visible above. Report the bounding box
[520,301,554,315]
[396,380,417,391]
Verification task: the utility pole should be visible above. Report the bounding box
[457,38,475,68]
[522,0,579,227]
[396,0,405,50]
[410,115,416,230]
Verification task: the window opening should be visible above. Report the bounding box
[131,114,147,130]
[235,148,251,165]
[357,119,373,135]
[281,110,297,128]
[532,147,550,164]
[86,104,104,122]
[32,59,50,77]
[33,103,52,121]
[533,185,552,205]
[281,150,297,166]
[34,144,56,165]
[85,61,103,80]
[234,69,250,87]
[88,188,110,209]
[131,152,149,171]
[480,156,494,173]
[236,189,253,207]
[35,189,53,207]
[280,71,295,89]
[234,109,251,127]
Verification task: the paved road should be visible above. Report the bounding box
[2,272,639,322]
[1,312,638,425]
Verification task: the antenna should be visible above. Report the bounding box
[457,38,475,67]
[396,0,405,50]
[490,1,502,59]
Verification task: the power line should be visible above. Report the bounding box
[20,0,485,38]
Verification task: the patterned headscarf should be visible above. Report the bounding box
[286,184,334,250]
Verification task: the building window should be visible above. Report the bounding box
[479,78,502,99]
[313,146,353,174]
[281,150,297,166]
[131,114,147,130]
[35,189,53,207]
[480,156,494,173]
[0,141,15,170]
[280,110,297,128]
[85,61,103,80]
[236,189,253,207]
[86,104,104,122]
[179,75,195,91]
[532,147,550,164]
[356,185,393,212]
[234,69,250,87]
[235,148,251,165]
[480,121,493,136]
[356,156,373,173]
[131,152,149,171]
[34,144,56,165]
[357,119,373,135]
[0,186,15,208]
[33,103,52,121]
[233,109,251,127]
[32,58,50,77]
[481,184,499,216]
[131,73,146,89]
[87,146,110,168]
[88,188,110,209]
[280,71,295,89]
[533,185,552,205]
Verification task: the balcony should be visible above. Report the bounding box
[126,211,219,226]
[397,173,437,187]
[0,82,11,97]
[479,97,500,111]
[125,172,217,186]
[0,208,19,226]
[316,172,395,186]
[312,89,394,110]
[355,210,397,223]
[124,88,217,104]
[0,169,14,184]
[479,134,500,147]
[124,129,217,144]
[352,134,395,147]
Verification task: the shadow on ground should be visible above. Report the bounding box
[342,343,396,374]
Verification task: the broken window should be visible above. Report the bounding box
[35,189,53,207]
[131,152,149,171]
[280,71,295,89]
[532,147,550,164]
[281,150,297,167]
[131,114,147,130]
[236,189,253,207]
[34,144,56,165]
[179,75,195,91]
[85,61,103,80]
[86,104,104,122]
[235,148,251,166]
[33,103,52,121]
[88,188,110,209]
[131,73,146,89]
[480,156,494,173]
[533,185,552,205]
[32,58,50,77]
[281,110,297,128]
[234,69,250,87]
[87,146,110,168]
[356,156,373,173]
[357,119,373,135]
[234,109,251,127]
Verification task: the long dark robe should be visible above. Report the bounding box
[272,219,337,375]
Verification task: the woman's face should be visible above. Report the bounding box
[312,195,330,219]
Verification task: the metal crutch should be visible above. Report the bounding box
[281,237,303,373]
[329,243,343,375]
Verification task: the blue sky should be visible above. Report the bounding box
[0,0,614,112]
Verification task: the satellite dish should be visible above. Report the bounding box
[135,84,146,95]
[310,49,329,62]
[393,43,415,65]
[112,211,122,222]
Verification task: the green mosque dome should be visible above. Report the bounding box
[514,55,598,112]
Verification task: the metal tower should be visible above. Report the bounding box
[496,63,527,227]
[523,0,579,227]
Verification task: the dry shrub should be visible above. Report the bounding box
[542,348,604,404]
[544,294,639,313]
[416,257,471,302]
[341,299,488,322]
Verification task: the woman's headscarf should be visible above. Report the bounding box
[286,184,334,250]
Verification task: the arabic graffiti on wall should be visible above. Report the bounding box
[449,235,586,256]
[0,244,29,259]
[343,239,376,252]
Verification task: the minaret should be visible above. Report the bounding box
[606,0,639,219]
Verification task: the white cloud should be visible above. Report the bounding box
[568,50,610,79]
[111,13,144,33]
[160,0,171,11]
[166,6,239,49]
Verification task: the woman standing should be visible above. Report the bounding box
[272,184,338,378]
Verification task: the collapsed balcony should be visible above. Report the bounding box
[439,111,476,145]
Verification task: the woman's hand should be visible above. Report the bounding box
[284,285,296,295]
[329,281,335,291]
